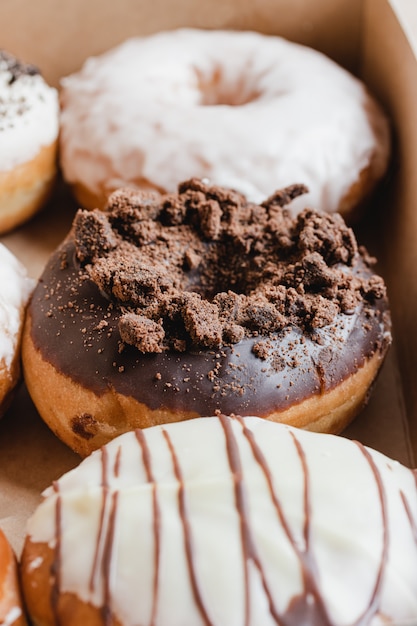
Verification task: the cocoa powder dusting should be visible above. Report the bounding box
[67,179,386,355]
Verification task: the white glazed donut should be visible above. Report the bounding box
[0,50,59,234]
[21,415,417,625]
[0,244,34,416]
[59,29,390,218]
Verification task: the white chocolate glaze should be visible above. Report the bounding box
[60,29,390,214]
[25,415,417,625]
[0,53,59,171]
[0,244,34,369]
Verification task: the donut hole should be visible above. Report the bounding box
[195,64,261,106]
[186,242,257,299]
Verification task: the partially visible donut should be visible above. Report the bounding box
[0,50,59,234]
[0,244,33,418]
[22,180,391,455]
[0,528,27,626]
[59,29,390,219]
[20,415,417,625]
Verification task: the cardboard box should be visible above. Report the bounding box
[0,0,415,559]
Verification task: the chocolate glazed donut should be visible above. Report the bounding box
[22,179,391,455]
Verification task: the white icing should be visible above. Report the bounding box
[26,416,417,625]
[25,555,44,572]
[59,29,390,213]
[2,606,22,626]
[0,55,59,171]
[0,244,34,369]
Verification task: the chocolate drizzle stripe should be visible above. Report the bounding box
[218,415,251,626]
[400,490,417,545]
[289,432,311,554]
[89,447,110,594]
[89,446,119,623]
[352,442,389,626]
[50,481,62,626]
[288,430,333,624]
[135,429,161,626]
[162,428,213,626]
[101,490,119,626]
[401,469,417,546]
[238,418,332,623]
[219,414,286,625]
[114,446,122,477]
[237,416,294,542]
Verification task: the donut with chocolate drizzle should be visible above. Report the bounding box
[20,415,417,625]
[22,179,391,455]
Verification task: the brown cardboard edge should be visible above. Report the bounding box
[0,0,414,558]
[0,0,363,86]
[362,0,417,461]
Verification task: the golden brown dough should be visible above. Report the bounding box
[0,529,27,625]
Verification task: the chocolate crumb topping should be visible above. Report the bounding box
[261,183,309,208]
[74,210,118,262]
[28,179,391,420]
[119,313,165,353]
[68,179,385,354]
